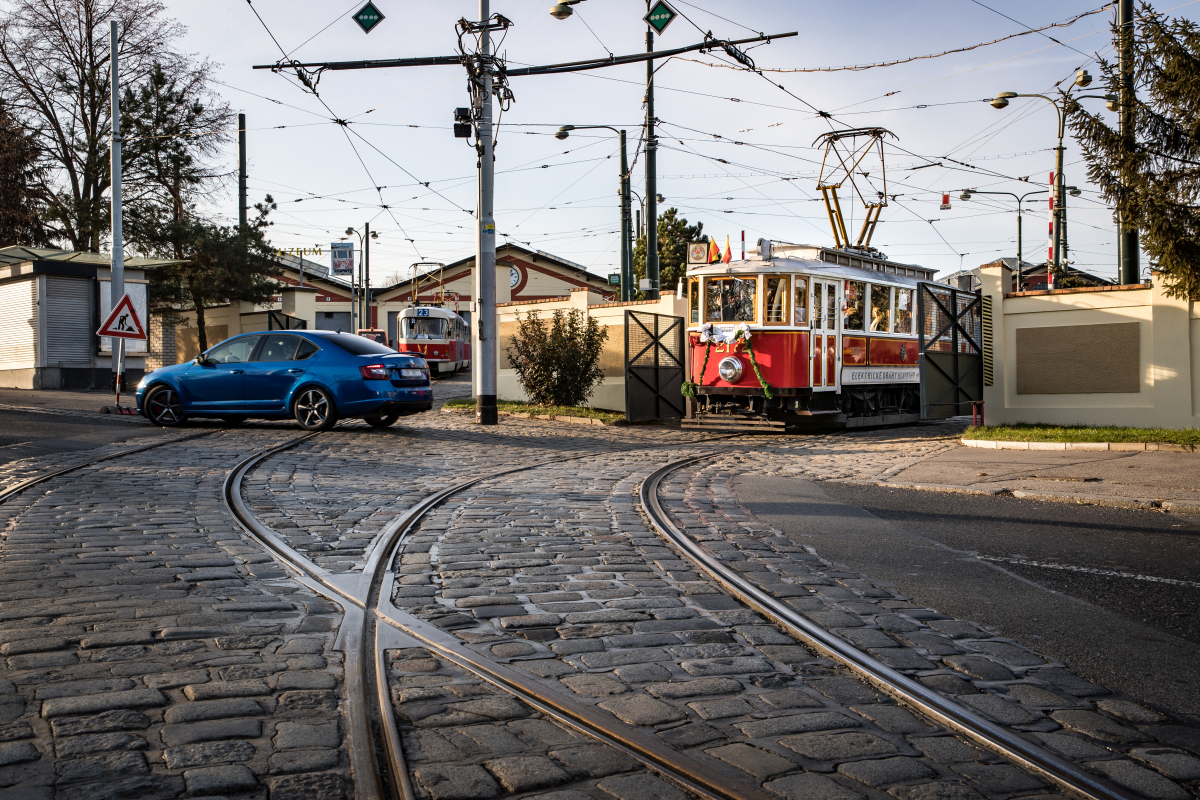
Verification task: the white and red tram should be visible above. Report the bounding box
[395,306,471,376]
[686,241,957,429]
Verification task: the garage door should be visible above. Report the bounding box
[45,277,93,362]
[0,279,36,370]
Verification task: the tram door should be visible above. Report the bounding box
[811,280,840,391]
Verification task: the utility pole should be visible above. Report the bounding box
[620,130,632,302]
[364,222,371,328]
[1118,0,1140,285]
[474,0,499,425]
[238,113,247,229]
[644,8,660,300]
[109,20,125,392]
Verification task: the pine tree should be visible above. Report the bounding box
[0,103,46,246]
[1067,4,1200,299]
[631,208,707,299]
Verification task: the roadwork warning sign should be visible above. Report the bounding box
[97,294,147,340]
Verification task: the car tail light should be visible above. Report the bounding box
[360,363,389,380]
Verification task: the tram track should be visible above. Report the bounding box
[640,452,1139,800]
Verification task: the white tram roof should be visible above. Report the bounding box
[687,242,951,289]
[399,305,466,321]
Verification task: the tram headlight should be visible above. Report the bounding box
[717,356,744,383]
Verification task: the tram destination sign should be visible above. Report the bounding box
[841,366,919,384]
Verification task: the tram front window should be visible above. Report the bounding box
[895,289,913,334]
[706,277,757,323]
[844,281,866,331]
[764,277,788,324]
[870,284,892,332]
[402,318,448,340]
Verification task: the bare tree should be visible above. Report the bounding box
[0,0,186,251]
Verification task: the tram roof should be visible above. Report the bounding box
[399,305,466,321]
[686,243,946,288]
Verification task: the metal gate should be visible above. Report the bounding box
[625,310,685,422]
[917,284,983,418]
[268,310,307,330]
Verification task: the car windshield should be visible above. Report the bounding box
[402,317,448,339]
[320,333,397,356]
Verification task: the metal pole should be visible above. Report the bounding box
[475,0,498,425]
[238,113,247,229]
[644,12,660,300]
[1016,202,1023,290]
[1118,0,1140,285]
[109,21,125,393]
[364,223,371,329]
[619,129,632,302]
[1052,111,1065,284]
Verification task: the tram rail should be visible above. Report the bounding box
[639,453,1137,800]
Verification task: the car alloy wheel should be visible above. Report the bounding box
[294,387,338,431]
[145,386,185,427]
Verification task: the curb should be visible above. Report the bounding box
[441,407,623,426]
[845,479,1200,515]
[99,405,141,416]
[961,438,1196,453]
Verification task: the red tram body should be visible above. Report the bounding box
[395,306,471,376]
[686,241,951,429]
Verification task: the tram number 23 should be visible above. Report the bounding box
[416,308,430,317]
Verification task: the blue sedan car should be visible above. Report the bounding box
[136,330,433,431]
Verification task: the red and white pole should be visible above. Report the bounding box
[740,230,745,260]
[1047,172,1055,289]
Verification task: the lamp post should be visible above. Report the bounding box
[958,188,1048,290]
[556,125,632,301]
[991,74,1115,286]
[344,225,379,330]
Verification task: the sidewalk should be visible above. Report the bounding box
[881,443,1200,512]
[0,387,136,416]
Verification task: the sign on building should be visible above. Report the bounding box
[331,242,354,276]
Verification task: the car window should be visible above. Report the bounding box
[295,339,320,360]
[206,336,259,364]
[254,334,301,362]
[321,332,397,356]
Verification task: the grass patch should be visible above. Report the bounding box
[444,396,624,424]
[962,423,1200,446]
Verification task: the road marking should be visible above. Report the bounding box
[973,555,1200,589]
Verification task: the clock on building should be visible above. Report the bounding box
[510,266,520,288]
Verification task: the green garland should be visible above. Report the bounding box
[739,336,774,399]
[681,339,713,398]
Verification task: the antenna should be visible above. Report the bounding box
[814,127,897,253]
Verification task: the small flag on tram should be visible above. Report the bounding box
[722,235,732,263]
[708,237,722,263]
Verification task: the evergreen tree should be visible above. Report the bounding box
[1067,4,1200,299]
[632,208,707,298]
[0,103,47,246]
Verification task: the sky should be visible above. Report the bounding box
[173,0,1200,285]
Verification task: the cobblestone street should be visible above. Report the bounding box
[0,409,1197,800]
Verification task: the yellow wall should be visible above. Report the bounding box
[981,264,1198,428]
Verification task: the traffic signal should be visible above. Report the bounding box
[453,108,471,138]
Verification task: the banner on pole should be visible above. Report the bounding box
[331,242,354,276]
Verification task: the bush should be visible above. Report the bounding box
[506,308,608,407]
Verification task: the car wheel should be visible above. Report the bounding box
[364,412,401,428]
[293,387,338,431]
[144,385,186,427]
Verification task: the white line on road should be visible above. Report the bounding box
[973,555,1200,589]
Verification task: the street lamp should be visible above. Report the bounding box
[958,188,1048,290]
[556,124,634,301]
[344,225,379,330]
[549,0,585,20]
[990,71,1110,286]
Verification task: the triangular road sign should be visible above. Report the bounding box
[97,294,147,340]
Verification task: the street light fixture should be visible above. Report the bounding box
[344,225,379,330]
[549,0,585,20]
[556,124,633,300]
[958,187,1048,289]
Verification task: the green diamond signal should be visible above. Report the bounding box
[353,2,385,34]
[644,0,677,34]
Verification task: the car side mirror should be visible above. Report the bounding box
[194,356,209,366]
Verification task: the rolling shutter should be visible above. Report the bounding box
[45,277,93,363]
[0,279,37,370]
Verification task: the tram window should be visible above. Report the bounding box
[402,317,448,339]
[843,281,865,331]
[870,285,892,333]
[895,288,913,334]
[688,279,700,324]
[705,277,757,323]
[825,284,837,329]
[764,277,788,324]
[793,277,808,325]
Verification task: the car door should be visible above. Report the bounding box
[184,336,259,411]
[242,334,309,410]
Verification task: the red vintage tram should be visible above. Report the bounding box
[685,240,955,430]
[395,306,471,376]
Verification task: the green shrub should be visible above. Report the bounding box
[506,308,607,407]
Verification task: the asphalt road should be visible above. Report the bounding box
[0,408,162,465]
[734,476,1200,723]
